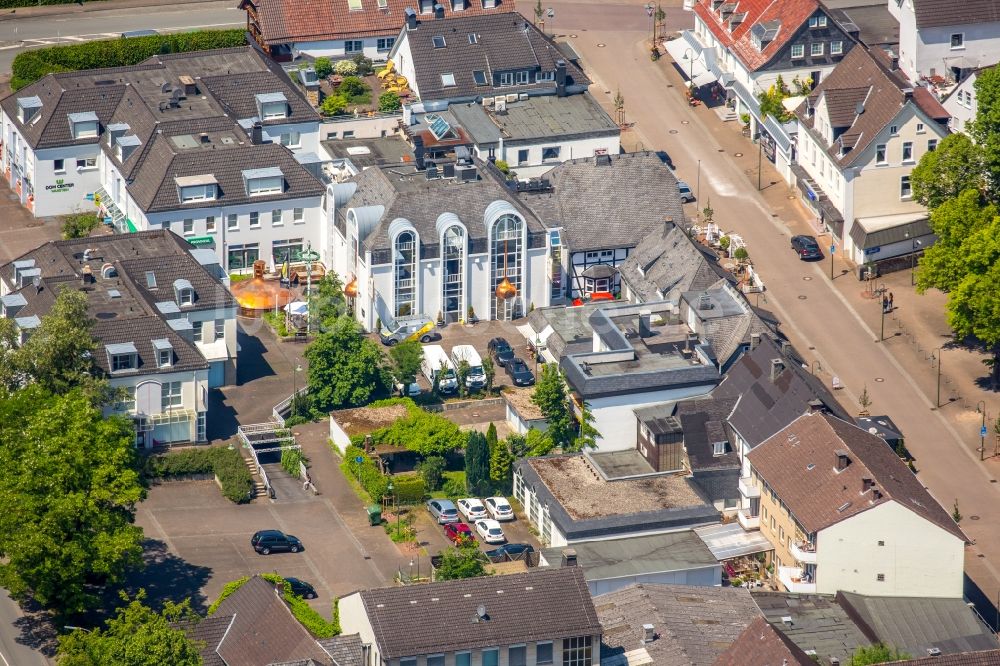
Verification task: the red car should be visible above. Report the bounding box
[444,522,475,545]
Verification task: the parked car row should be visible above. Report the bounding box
[489,337,535,386]
[429,497,532,549]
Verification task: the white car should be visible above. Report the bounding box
[475,519,506,544]
[484,497,514,521]
[457,498,488,522]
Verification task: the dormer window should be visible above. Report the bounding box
[152,338,173,368]
[175,175,218,203]
[808,15,827,28]
[68,112,99,139]
[173,278,195,306]
[713,441,728,456]
[16,96,42,124]
[255,92,289,120]
[106,342,138,373]
[243,167,285,196]
[115,134,141,162]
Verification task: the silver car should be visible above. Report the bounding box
[427,499,460,524]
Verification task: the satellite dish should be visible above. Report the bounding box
[32,276,41,292]
[477,604,487,619]
[855,101,865,115]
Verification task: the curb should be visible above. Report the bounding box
[0,0,229,21]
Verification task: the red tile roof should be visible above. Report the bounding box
[747,412,967,541]
[242,0,516,46]
[692,0,819,72]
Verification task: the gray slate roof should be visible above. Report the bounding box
[447,93,619,145]
[618,223,732,304]
[752,591,868,665]
[596,583,760,666]
[539,532,718,582]
[519,152,685,253]
[180,615,233,666]
[837,591,1000,657]
[358,566,601,659]
[399,13,589,101]
[0,230,232,377]
[712,334,850,449]
[317,634,364,666]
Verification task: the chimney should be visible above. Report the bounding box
[769,358,784,382]
[433,3,444,17]
[555,59,567,97]
[780,340,792,358]
[835,449,850,471]
[561,549,577,567]
[413,135,426,170]
[807,398,825,413]
[81,265,94,285]
[750,333,761,350]
[251,122,264,145]
[638,309,652,337]
[862,477,874,492]
[902,87,914,99]
[641,624,656,643]
[890,55,899,71]
[275,579,285,595]
[405,6,417,29]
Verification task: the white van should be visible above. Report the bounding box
[451,345,486,389]
[421,345,459,393]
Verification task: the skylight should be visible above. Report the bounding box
[473,70,487,85]
[432,35,446,48]
[145,271,157,289]
[428,114,452,139]
[440,73,456,87]
[468,33,478,44]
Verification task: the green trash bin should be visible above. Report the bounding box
[366,504,383,526]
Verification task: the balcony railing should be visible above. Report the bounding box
[737,508,760,530]
[738,475,760,498]
[778,566,816,594]
[790,540,817,564]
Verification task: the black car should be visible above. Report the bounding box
[488,337,515,367]
[251,530,303,555]
[791,235,822,260]
[505,357,535,386]
[284,577,317,599]
[485,543,535,559]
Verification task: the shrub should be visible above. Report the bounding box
[378,91,401,112]
[321,94,348,116]
[11,30,246,90]
[441,471,467,498]
[384,513,416,542]
[494,159,510,174]
[333,59,358,76]
[352,54,374,76]
[339,76,367,97]
[418,456,446,492]
[314,57,333,78]
[145,447,253,504]
[281,448,307,478]
[392,474,427,504]
[209,574,340,638]
[372,404,466,456]
[61,212,100,239]
[340,445,389,501]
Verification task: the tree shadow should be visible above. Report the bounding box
[11,598,59,657]
[118,539,213,616]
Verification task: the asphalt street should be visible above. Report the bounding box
[0,0,240,73]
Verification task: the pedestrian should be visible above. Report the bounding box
[882,296,889,313]
[889,292,894,310]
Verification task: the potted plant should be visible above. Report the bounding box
[467,305,478,325]
[436,310,444,327]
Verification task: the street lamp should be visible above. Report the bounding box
[811,360,822,376]
[291,364,302,417]
[977,401,987,460]
[682,48,695,88]
[911,239,922,286]
[932,347,943,409]
[877,282,887,342]
[645,3,655,46]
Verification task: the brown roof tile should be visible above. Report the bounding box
[912,0,1000,29]
[879,649,1000,665]
[243,0,515,45]
[747,412,967,541]
[713,616,815,666]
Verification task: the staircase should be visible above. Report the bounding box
[94,186,128,232]
[714,105,738,122]
[244,456,267,498]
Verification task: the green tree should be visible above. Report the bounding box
[56,591,202,665]
[339,76,367,98]
[847,644,910,666]
[378,91,401,112]
[917,190,997,293]
[465,431,492,495]
[482,357,496,393]
[436,544,488,580]
[60,212,100,240]
[457,360,471,398]
[1,289,99,395]
[486,422,498,449]
[389,339,424,386]
[757,75,793,122]
[489,433,514,487]
[314,56,333,78]
[306,316,387,410]
[352,54,375,76]
[525,428,555,457]
[972,65,1000,201]
[321,94,348,116]
[569,402,600,452]
[418,456,446,491]
[0,386,145,616]
[376,410,466,456]
[531,365,574,450]
[945,255,1000,389]
[910,133,985,210]
[310,272,347,328]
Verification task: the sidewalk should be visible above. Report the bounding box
[0,0,224,21]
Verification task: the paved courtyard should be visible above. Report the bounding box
[0,182,61,264]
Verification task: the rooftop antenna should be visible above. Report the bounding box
[32,276,41,294]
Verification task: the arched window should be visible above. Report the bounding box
[490,214,523,320]
[442,225,465,324]
[394,231,417,317]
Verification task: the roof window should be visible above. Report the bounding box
[106,342,138,373]
[242,167,285,196]
[68,112,99,140]
[173,278,195,306]
[441,73,456,87]
[16,96,42,124]
[432,35,447,48]
[255,92,288,120]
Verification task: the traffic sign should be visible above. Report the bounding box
[355,456,364,463]
[981,425,988,437]
[830,245,836,254]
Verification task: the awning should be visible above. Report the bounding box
[124,218,138,233]
[186,236,215,246]
[849,213,932,250]
[694,522,773,560]
[664,38,716,87]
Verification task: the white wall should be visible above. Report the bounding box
[589,386,714,452]
[106,367,209,445]
[816,500,965,598]
[943,72,978,135]
[914,23,1000,81]
[293,37,395,62]
[329,414,352,454]
[498,134,621,171]
[321,115,403,141]
[337,593,380,665]
[260,121,322,156]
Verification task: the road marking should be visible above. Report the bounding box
[0,648,10,666]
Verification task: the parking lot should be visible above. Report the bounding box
[412,499,540,559]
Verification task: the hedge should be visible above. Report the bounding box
[209,574,341,638]
[392,474,426,505]
[11,29,247,90]
[145,446,254,504]
[340,444,388,502]
[0,0,92,8]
